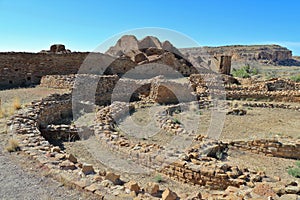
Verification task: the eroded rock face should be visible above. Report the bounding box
[105,36,198,77]
[138,36,162,50]
[50,44,67,53]
[106,35,183,57]
[40,44,71,54]
[106,35,139,56]
[181,44,292,64]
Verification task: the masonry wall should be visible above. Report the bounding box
[0,52,88,89]
[230,139,300,160]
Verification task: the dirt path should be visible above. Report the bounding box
[0,124,100,200]
[0,150,87,200]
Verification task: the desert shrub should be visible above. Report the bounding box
[290,75,300,82]
[287,161,300,178]
[154,174,163,183]
[265,71,278,79]
[196,110,202,115]
[232,65,259,78]
[6,138,20,152]
[172,118,181,124]
[295,160,300,168]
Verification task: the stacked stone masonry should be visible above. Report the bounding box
[230,139,300,160]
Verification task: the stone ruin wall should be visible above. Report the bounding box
[230,139,300,160]
[226,78,300,102]
[0,52,89,89]
[40,74,199,105]
[0,50,204,90]
[7,93,79,148]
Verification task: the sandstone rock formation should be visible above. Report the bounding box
[106,35,183,58]
[181,44,292,64]
[40,44,71,54]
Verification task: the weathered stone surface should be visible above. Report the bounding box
[144,182,159,196]
[105,172,121,185]
[252,183,278,198]
[85,183,102,192]
[67,153,77,163]
[279,194,300,200]
[81,163,95,175]
[100,180,114,187]
[186,191,202,200]
[59,160,76,170]
[124,181,140,193]
[162,188,178,200]
[285,186,300,194]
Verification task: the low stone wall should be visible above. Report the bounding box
[40,124,79,142]
[93,102,272,190]
[40,74,199,105]
[226,90,300,102]
[242,102,300,111]
[40,74,76,89]
[8,93,76,142]
[230,138,300,160]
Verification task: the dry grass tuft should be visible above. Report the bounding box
[0,106,14,119]
[0,97,22,119]
[6,138,21,152]
[13,97,22,110]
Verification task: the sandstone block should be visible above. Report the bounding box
[162,188,178,200]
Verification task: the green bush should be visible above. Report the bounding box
[154,174,163,183]
[295,160,300,168]
[232,65,259,78]
[290,75,300,82]
[287,161,300,178]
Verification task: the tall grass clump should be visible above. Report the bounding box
[6,138,20,152]
[13,97,22,110]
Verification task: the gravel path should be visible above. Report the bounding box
[0,125,99,200]
[0,147,99,200]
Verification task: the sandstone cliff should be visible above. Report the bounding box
[180,45,292,64]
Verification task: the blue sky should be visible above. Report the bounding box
[1,0,300,55]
